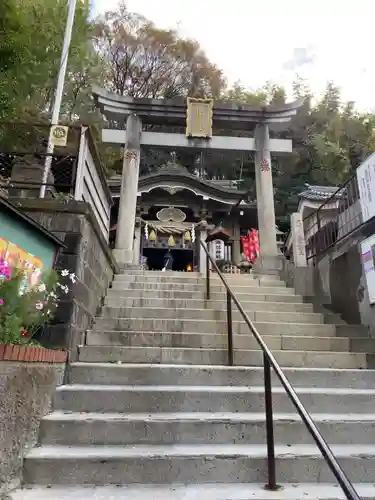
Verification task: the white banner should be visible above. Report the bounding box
[357,152,375,223]
[361,234,375,304]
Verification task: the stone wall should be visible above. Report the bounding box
[11,199,118,359]
[0,362,64,494]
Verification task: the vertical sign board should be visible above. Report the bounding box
[360,234,375,304]
[357,152,375,223]
[291,213,307,267]
[186,97,213,138]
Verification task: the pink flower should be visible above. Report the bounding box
[0,298,4,306]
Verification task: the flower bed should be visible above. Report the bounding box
[0,258,75,352]
[0,344,67,362]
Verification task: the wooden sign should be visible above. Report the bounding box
[186,97,213,138]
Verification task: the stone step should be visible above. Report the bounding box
[115,270,282,280]
[39,411,375,446]
[105,291,305,303]
[90,323,337,338]
[9,483,375,500]
[23,443,375,484]
[113,275,283,285]
[86,331,352,352]
[98,306,323,324]
[54,384,375,413]
[335,324,371,339]
[69,363,375,389]
[77,346,366,368]
[118,270,202,277]
[92,317,333,334]
[103,297,312,312]
[110,282,289,292]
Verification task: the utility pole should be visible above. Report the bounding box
[39,0,78,198]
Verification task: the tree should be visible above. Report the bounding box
[94,3,225,99]
[0,0,29,119]
[0,0,95,124]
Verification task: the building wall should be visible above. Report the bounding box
[11,199,118,358]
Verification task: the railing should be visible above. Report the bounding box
[0,123,112,242]
[74,126,112,242]
[0,122,81,197]
[303,175,362,261]
[200,240,360,498]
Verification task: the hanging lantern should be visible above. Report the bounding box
[168,235,175,247]
[184,230,191,241]
[191,224,196,242]
[144,223,149,240]
[149,229,157,241]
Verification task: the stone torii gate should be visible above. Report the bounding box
[93,86,301,270]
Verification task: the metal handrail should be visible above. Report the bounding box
[200,240,361,499]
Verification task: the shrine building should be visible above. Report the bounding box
[108,162,257,272]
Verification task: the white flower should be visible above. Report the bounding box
[61,269,69,277]
[48,291,57,299]
[62,285,69,294]
[38,283,46,292]
[69,273,76,284]
[35,301,44,310]
[47,310,51,315]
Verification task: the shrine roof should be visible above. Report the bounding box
[108,163,253,206]
[93,86,303,130]
[298,184,341,201]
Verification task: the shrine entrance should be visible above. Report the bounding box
[94,87,302,272]
[143,247,194,271]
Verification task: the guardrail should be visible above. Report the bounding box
[303,175,362,261]
[0,122,81,198]
[0,122,112,242]
[200,239,360,498]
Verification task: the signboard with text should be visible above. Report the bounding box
[186,97,213,138]
[357,152,375,223]
[361,233,375,304]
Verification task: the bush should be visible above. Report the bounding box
[0,258,75,345]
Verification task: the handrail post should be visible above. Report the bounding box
[263,353,279,491]
[205,242,210,300]
[226,290,234,366]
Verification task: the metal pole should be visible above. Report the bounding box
[39,0,78,198]
[263,354,279,491]
[226,290,233,366]
[206,242,210,300]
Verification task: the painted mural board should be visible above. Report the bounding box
[0,236,44,288]
[360,233,375,304]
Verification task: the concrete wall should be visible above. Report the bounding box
[11,199,118,359]
[282,219,375,334]
[0,362,64,494]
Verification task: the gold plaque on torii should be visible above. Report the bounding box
[186,97,213,138]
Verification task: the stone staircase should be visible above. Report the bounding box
[12,270,375,499]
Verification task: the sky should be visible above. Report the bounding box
[93,0,375,111]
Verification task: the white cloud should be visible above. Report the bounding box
[92,0,375,110]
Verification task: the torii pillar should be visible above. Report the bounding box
[112,114,142,266]
[254,122,279,271]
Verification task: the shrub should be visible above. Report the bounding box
[0,258,75,345]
